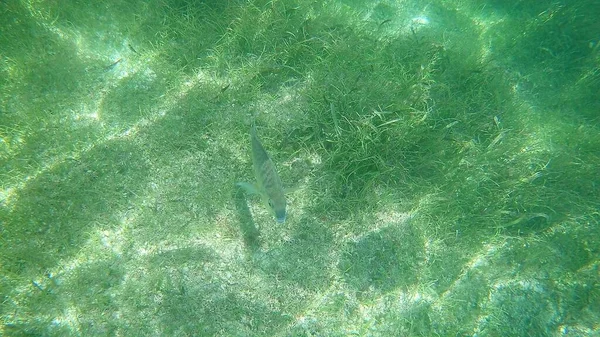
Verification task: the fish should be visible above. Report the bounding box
[237,122,287,223]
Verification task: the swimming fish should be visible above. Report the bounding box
[237,122,287,223]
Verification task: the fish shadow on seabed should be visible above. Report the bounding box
[233,186,261,252]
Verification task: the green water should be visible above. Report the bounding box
[1,0,598,336]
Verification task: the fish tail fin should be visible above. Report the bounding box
[250,116,258,138]
[251,122,257,138]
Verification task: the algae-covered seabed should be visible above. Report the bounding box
[1,0,599,336]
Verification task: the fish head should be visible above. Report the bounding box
[268,197,286,223]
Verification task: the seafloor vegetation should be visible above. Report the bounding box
[1,0,598,335]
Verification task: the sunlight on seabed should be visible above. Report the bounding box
[2,3,247,307]
[0,13,229,213]
[1,11,243,332]
[5,1,598,335]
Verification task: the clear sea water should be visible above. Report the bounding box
[1,0,598,336]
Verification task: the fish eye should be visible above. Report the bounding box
[268,199,274,208]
